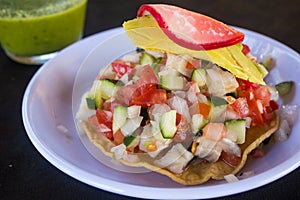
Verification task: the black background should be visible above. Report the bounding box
[1,0,299,199]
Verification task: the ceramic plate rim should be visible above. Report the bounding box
[22,26,300,199]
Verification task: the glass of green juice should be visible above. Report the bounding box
[0,0,87,65]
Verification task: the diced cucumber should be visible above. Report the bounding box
[86,97,96,110]
[209,105,227,123]
[209,97,228,122]
[191,68,206,88]
[225,119,246,144]
[140,51,155,65]
[99,79,121,100]
[123,134,138,148]
[160,75,187,90]
[275,81,294,96]
[112,105,128,133]
[151,57,163,74]
[160,110,177,139]
[201,60,214,68]
[210,96,228,107]
[191,114,208,135]
[87,80,103,109]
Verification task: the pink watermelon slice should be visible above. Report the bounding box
[137,4,244,50]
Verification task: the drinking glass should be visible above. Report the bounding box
[0,0,87,65]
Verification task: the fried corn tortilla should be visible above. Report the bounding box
[81,114,278,185]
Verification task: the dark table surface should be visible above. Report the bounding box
[1,0,300,199]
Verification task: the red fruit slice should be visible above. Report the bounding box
[137,4,244,50]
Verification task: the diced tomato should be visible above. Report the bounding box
[236,79,274,126]
[176,113,182,126]
[113,130,125,145]
[132,83,157,100]
[266,100,279,112]
[111,60,133,78]
[117,65,159,106]
[242,44,251,55]
[95,109,114,140]
[186,62,196,69]
[135,65,158,86]
[88,114,113,140]
[220,151,241,168]
[231,97,249,118]
[248,98,264,126]
[117,84,139,105]
[103,99,122,112]
[96,109,113,130]
[237,78,260,91]
[130,87,167,107]
[263,100,278,122]
[198,102,211,119]
[253,86,271,107]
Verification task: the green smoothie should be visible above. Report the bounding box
[0,0,87,56]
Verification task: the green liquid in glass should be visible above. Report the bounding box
[0,0,87,56]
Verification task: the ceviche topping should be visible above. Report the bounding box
[76,4,297,185]
[76,48,295,175]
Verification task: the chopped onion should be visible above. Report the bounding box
[195,137,217,158]
[127,105,141,119]
[245,117,252,128]
[168,96,191,122]
[154,143,193,174]
[206,67,238,97]
[119,73,129,84]
[220,138,241,157]
[122,153,140,163]
[197,93,209,104]
[158,67,179,76]
[206,68,226,96]
[139,124,171,158]
[279,105,298,126]
[224,174,239,183]
[273,104,298,142]
[273,119,291,142]
[121,52,141,63]
[148,104,171,121]
[224,107,240,121]
[205,145,222,162]
[111,144,127,160]
[173,91,186,99]
[165,53,193,77]
[186,82,200,104]
[121,116,143,136]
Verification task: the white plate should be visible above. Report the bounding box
[23,27,300,199]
